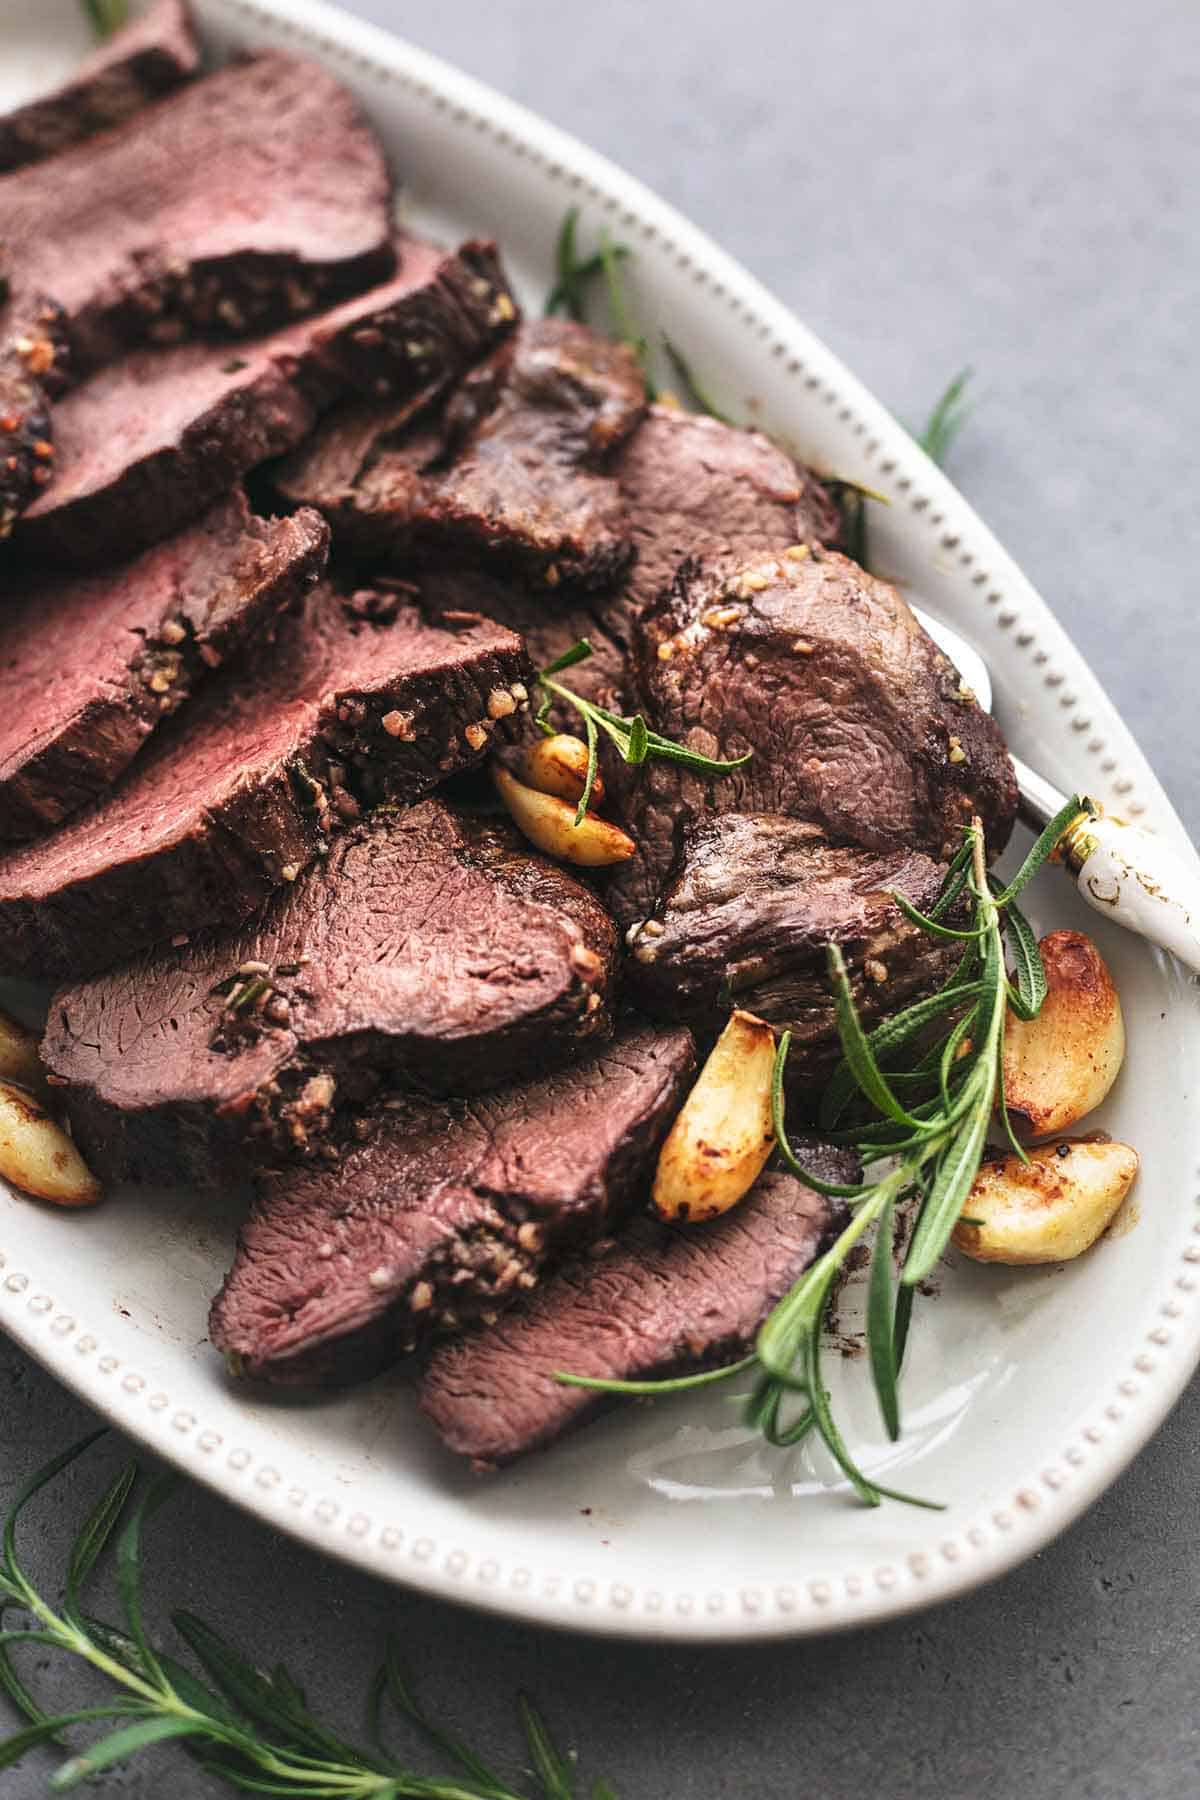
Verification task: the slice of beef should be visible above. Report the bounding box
[0,0,200,174]
[272,318,646,587]
[0,50,393,374]
[627,813,959,1085]
[210,1024,694,1385]
[418,1155,856,1469]
[43,799,619,1187]
[609,545,1018,922]
[611,403,842,646]
[0,492,328,842]
[0,591,532,977]
[13,238,516,566]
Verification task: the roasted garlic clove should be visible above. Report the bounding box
[1002,929,1125,1137]
[652,1009,776,1222]
[492,764,634,867]
[518,733,605,807]
[0,1081,101,1207]
[953,1138,1139,1264]
[0,1006,47,1093]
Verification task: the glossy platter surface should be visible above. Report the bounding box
[2,0,1198,1640]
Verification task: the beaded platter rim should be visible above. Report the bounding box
[3,0,1200,1643]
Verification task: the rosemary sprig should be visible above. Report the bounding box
[0,1435,610,1797]
[81,0,129,39]
[557,799,1090,1504]
[916,368,973,467]
[536,640,750,826]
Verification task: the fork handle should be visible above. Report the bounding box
[1061,814,1200,978]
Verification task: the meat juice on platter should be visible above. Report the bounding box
[0,5,1140,1498]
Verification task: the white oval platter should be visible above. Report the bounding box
[2,0,1198,1643]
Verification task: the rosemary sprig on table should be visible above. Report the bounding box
[0,1434,609,1797]
[535,640,750,825]
[558,795,1090,1505]
[916,368,974,466]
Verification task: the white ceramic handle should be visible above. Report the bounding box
[1073,816,1200,977]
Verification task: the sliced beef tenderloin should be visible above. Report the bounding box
[611,403,842,647]
[0,494,327,842]
[13,238,516,566]
[272,318,646,587]
[0,0,200,175]
[0,591,532,977]
[627,813,959,1085]
[418,1155,855,1469]
[0,50,393,374]
[608,545,1018,922]
[210,1024,694,1385]
[43,799,619,1187]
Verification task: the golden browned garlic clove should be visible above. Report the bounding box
[492,764,635,867]
[1002,929,1125,1138]
[0,1006,47,1093]
[652,1009,776,1222]
[0,1081,101,1207]
[953,1138,1139,1264]
[518,734,605,806]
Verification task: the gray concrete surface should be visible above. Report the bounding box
[4,0,1200,1793]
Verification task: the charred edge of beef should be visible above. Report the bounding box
[417,1156,857,1469]
[0,593,533,978]
[0,495,329,841]
[43,798,620,1187]
[13,237,518,569]
[1,49,395,375]
[209,1024,696,1385]
[627,812,961,1088]
[0,0,200,174]
[606,543,1019,924]
[271,318,647,589]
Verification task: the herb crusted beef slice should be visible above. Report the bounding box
[0,492,328,842]
[626,813,960,1083]
[0,590,532,977]
[0,50,392,375]
[608,544,1018,923]
[0,0,200,174]
[272,317,648,588]
[209,1024,694,1385]
[43,800,618,1188]
[13,238,517,567]
[418,1155,856,1469]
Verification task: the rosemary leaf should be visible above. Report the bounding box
[903,1091,991,1286]
[518,1695,575,1800]
[540,639,594,677]
[916,369,973,467]
[573,713,600,828]
[82,0,129,40]
[537,644,750,783]
[0,1710,137,1775]
[552,1358,754,1397]
[64,1462,137,1628]
[818,979,982,1131]
[51,1716,205,1791]
[382,1644,508,1793]
[771,1032,872,1196]
[1004,894,1048,1017]
[827,944,931,1130]
[115,1471,177,1693]
[995,793,1090,904]
[661,338,730,422]
[867,1192,901,1440]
